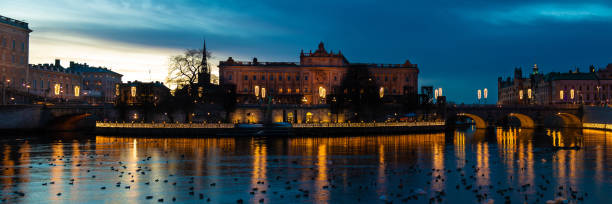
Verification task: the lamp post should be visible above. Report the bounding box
[26,84,31,104]
[2,79,10,105]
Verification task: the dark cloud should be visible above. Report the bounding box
[4,0,612,102]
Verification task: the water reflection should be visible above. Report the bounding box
[0,128,609,203]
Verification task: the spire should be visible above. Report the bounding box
[201,39,209,74]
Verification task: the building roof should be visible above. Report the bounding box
[68,61,123,76]
[0,15,30,31]
[545,72,599,81]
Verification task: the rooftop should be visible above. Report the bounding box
[0,15,30,31]
[68,61,123,76]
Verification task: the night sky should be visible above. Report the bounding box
[2,0,612,103]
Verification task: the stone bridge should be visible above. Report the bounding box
[0,104,115,131]
[446,104,583,129]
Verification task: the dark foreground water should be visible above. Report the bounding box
[1,128,611,203]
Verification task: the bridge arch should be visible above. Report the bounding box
[508,113,535,129]
[47,113,95,131]
[457,113,487,129]
[555,112,582,128]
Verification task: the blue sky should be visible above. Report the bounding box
[2,0,612,103]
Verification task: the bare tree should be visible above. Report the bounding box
[166,49,211,88]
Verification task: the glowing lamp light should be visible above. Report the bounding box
[570,89,575,99]
[434,89,439,99]
[438,88,442,96]
[74,86,80,97]
[130,86,137,97]
[519,90,524,100]
[528,88,532,99]
[254,85,260,97]
[477,89,482,100]
[484,88,488,99]
[379,87,384,98]
[54,84,61,95]
[261,88,266,98]
[319,86,326,99]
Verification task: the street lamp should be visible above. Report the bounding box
[2,79,10,105]
[26,84,31,104]
[477,89,482,104]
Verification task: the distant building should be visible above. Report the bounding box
[218,42,419,105]
[68,61,122,103]
[28,59,82,101]
[116,81,170,106]
[498,64,612,105]
[0,15,31,97]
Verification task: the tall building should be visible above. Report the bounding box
[0,15,31,92]
[218,42,419,104]
[498,64,612,105]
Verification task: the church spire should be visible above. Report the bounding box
[197,38,211,85]
[201,39,209,74]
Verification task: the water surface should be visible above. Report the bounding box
[1,128,611,203]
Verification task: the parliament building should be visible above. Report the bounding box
[219,42,419,105]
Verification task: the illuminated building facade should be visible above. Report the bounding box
[498,64,612,105]
[219,42,419,105]
[0,15,31,93]
[67,61,122,103]
[116,80,170,106]
[28,60,82,100]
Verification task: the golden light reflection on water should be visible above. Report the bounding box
[454,131,466,168]
[0,130,610,203]
[316,144,329,203]
[2,145,15,193]
[50,141,64,203]
[251,140,268,203]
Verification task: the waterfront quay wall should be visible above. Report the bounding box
[94,122,445,136]
[582,106,612,131]
[0,105,47,130]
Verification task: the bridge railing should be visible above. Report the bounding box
[96,121,445,129]
[583,123,612,131]
[96,122,235,129]
[292,121,445,128]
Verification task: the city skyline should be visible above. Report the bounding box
[3,0,612,103]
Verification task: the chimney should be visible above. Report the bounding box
[70,61,74,68]
[55,59,60,67]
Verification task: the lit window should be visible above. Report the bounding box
[74,86,80,97]
[560,90,564,100]
[261,88,266,98]
[254,85,260,97]
[519,90,523,100]
[279,88,283,93]
[528,89,532,99]
[287,88,291,93]
[319,87,326,99]
[570,89,575,99]
[379,87,384,98]
[54,84,60,95]
[131,86,137,97]
[115,84,120,96]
